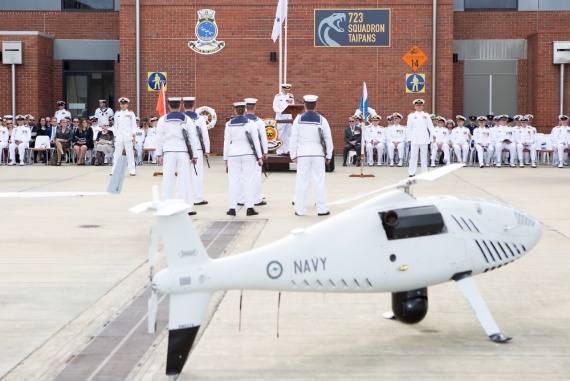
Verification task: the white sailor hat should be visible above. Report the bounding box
[89,116,98,122]
[519,116,529,122]
[446,119,455,126]
[150,117,158,122]
[525,114,534,119]
[558,114,569,121]
[477,116,487,122]
[98,99,106,103]
[281,83,292,90]
[429,113,437,119]
[118,97,130,104]
[3,115,13,120]
[56,100,66,106]
[167,97,181,102]
[392,112,403,119]
[233,102,246,108]
[386,115,393,121]
[499,114,509,120]
[303,95,318,103]
[182,97,196,102]
[436,116,445,122]
[244,98,258,105]
[136,117,140,121]
[513,114,522,121]
[15,115,26,121]
[455,115,466,121]
[413,99,425,105]
[369,114,381,121]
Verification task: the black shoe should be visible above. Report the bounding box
[188,211,197,216]
[194,200,208,205]
[295,212,302,216]
[130,173,136,176]
[226,209,236,216]
[292,201,295,205]
[246,208,258,216]
[409,174,415,177]
[255,200,267,206]
[237,203,244,206]
[342,163,347,167]
[318,211,330,216]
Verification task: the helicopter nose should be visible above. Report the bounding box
[510,209,542,253]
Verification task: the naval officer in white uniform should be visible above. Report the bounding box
[273,83,295,154]
[156,97,199,215]
[54,101,71,123]
[289,95,333,216]
[244,97,269,206]
[111,97,138,176]
[182,96,210,205]
[406,99,436,177]
[223,102,263,217]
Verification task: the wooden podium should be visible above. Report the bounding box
[266,104,305,171]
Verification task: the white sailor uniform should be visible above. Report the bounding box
[273,92,295,154]
[387,123,407,166]
[134,127,156,164]
[289,111,333,215]
[184,111,210,203]
[473,127,495,167]
[54,109,71,123]
[8,125,31,165]
[156,112,199,208]
[451,126,471,163]
[430,126,451,165]
[406,110,435,175]
[364,125,386,166]
[515,126,536,166]
[111,109,138,175]
[95,107,114,127]
[223,116,262,210]
[244,113,268,204]
[555,126,570,167]
[0,125,9,153]
[492,125,516,167]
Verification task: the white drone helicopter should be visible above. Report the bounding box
[131,163,541,377]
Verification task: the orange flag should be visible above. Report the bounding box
[156,82,166,117]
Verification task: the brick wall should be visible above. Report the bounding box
[119,0,454,152]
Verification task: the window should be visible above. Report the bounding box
[464,0,517,11]
[63,0,114,11]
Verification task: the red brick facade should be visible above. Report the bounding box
[1,2,570,150]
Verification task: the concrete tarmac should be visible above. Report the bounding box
[1,157,569,380]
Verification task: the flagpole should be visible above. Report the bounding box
[278,5,283,90]
[284,15,288,84]
[350,82,374,178]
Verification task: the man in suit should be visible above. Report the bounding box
[342,115,362,166]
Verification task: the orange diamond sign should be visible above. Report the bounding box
[402,46,428,72]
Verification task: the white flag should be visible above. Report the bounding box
[271,0,288,42]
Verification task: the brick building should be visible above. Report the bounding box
[1,0,570,152]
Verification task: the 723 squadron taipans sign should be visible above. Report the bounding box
[314,9,391,47]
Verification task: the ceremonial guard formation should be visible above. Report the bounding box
[406,99,435,177]
[182,97,210,205]
[273,83,295,154]
[111,97,137,176]
[155,97,199,216]
[223,102,263,217]
[289,95,333,216]
[244,98,268,206]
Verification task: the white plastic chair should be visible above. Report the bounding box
[143,135,157,164]
[28,136,52,165]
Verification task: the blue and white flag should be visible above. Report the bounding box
[359,82,368,121]
[271,0,288,42]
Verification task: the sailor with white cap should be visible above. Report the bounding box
[472,116,495,167]
[183,96,210,205]
[244,98,269,205]
[387,112,407,166]
[515,116,537,167]
[95,99,114,127]
[111,97,138,176]
[451,115,471,164]
[54,101,71,123]
[156,97,200,215]
[273,83,295,154]
[406,99,436,176]
[430,116,451,166]
[8,115,31,165]
[289,95,333,216]
[492,114,516,167]
[224,102,263,217]
[554,115,570,168]
[0,117,9,158]
[363,113,386,166]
